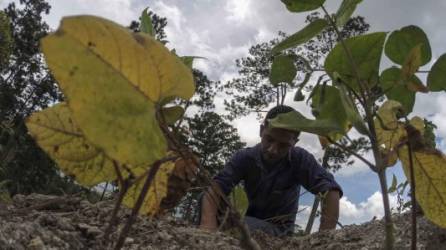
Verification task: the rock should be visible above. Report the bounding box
[27,237,45,250]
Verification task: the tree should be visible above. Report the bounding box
[223,13,370,120]
[0,0,83,195]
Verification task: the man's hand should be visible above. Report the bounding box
[319,190,340,231]
[199,184,222,231]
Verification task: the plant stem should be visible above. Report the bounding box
[330,139,376,171]
[100,182,109,201]
[114,159,164,250]
[378,169,395,250]
[407,142,417,250]
[305,196,320,235]
[104,162,129,241]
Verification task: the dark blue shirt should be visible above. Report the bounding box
[214,144,343,226]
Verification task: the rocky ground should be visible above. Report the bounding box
[0,194,445,250]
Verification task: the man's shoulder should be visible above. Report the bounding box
[289,146,318,164]
[233,144,259,160]
[290,146,313,157]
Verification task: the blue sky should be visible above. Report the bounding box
[2,0,445,228]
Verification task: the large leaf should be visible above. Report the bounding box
[268,110,344,136]
[398,147,446,228]
[25,103,130,187]
[385,25,431,66]
[272,19,328,54]
[41,16,195,166]
[427,54,446,92]
[270,55,297,86]
[312,85,350,139]
[379,67,417,114]
[123,155,197,216]
[280,0,325,13]
[140,8,154,36]
[335,0,362,27]
[325,32,387,90]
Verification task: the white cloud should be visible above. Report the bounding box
[225,0,252,23]
[45,0,139,29]
[296,191,399,232]
[151,1,185,32]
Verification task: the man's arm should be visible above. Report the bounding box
[319,190,340,231]
[199,151,246,230]
[200,183,222,230]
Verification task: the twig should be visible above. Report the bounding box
[103,162,130,241]
[113,156,178,250]
[407,140,417,250]
[329,138,377,171]
[100,182,109,201]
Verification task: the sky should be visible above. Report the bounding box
[2,0,445,229]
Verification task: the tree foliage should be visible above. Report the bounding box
[0,0,84,195]
[222,13,370,120]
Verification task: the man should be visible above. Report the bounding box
[199,105,342,236]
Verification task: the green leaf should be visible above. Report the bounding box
[388,174,398,193]
[335,0,363,27]
[161,106,185,125]
[41,16,195,166]
[379,67,417,114]
[269,110,344,136]
[180,56,205,69]
[427,54,446,92]
[230,185,248,216]
[337,84,368,135]
[325,32,387,91]
[385,25,431,66]
[270,55,297,86]
[280,0,325,12]
[272,19,328,54]
[312,85,350,139]
[140,8,154,36]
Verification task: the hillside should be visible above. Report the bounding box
[0,194,445,250]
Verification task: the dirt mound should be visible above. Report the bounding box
[0,194,445,249]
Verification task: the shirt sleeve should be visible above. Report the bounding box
[294,149,343,197]
[213,150,246,195]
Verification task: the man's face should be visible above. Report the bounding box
[260,126,298,165]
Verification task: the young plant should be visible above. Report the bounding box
[24,10,261,250]
[268,0,446,249]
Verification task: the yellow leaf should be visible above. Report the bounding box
[401,44,422,81]
[398,146,446,228]
[374,100,407,166]
[40,16,194,166]
[25,103,126,187]
[377,100,404,129]
[375,120,406,167]
[409,116,425,135]
[123,155,198,216]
